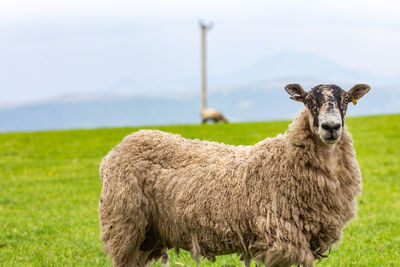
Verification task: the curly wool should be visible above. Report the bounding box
[98,108,362,267]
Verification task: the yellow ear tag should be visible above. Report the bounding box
[351,96,357,105]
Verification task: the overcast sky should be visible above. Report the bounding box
[1,0,400,104]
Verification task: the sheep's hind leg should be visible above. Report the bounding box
[135,248,169,267]
[136,229,169,266]
[99,210,149,267]
[161,249,170,266]
[99,187,149,267]
[135,249,155,267]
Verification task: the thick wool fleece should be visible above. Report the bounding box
[98,108,362,267]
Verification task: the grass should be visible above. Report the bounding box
[0,114,399,266]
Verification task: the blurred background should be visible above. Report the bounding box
[1,0,399,132]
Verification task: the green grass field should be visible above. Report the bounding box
[0,114,399,266]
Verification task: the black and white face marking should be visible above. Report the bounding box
[285,83,370,146]
[308,85,347,144]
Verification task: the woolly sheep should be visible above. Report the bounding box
[201,108,228,123]
[98,83,370,267]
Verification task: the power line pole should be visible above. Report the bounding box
[199,20,213,112]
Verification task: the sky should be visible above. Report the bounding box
[1,0,400,105]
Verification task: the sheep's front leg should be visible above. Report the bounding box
[252,242,314,267]
[251,217,315,267]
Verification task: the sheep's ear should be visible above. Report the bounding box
[347,84,371,100]
[285,84,307,102]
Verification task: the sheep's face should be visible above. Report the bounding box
[285,84,370,146]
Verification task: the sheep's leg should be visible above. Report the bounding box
[136,249,156,267]
[137,233,169,266]
[240,255,251,267]
[100,216,148,266]
[99,208,148,266]
[161,250,170,266]
[99,182,149,267]
[251,217,314,267]
[251,239,314,267]
[263,243,314,267]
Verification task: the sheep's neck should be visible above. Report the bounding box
[286,108,345,173]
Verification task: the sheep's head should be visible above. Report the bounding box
[285,83,370,146]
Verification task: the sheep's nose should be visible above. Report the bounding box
[321,122,341,132]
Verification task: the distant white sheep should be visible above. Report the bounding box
[201,108,228,123]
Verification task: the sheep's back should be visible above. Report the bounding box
[101,129,254,255]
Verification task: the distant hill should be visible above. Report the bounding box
[91,51,400,97]
[1,51,399,132]
[1,83,398,132]
[210,51,398,89]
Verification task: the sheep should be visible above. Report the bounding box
[98,83,370,267]
[201,108,228,123]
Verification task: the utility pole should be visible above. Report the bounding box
[199,21,213,111]
[198,20,226,124]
